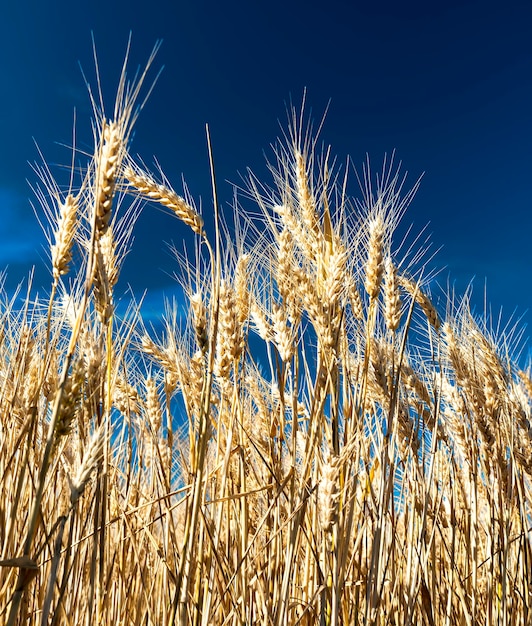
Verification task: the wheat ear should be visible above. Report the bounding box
[51,194,78,281]
[384,256,401,332]
[124,165,204,236]
[364,216,384,300]
[399,275,440,331]
[294,148,319,236]
[93,228,119,324]
[70,424,106,505]
[214,279,244,379]
[95,120,122,236]
[190,292,209,353]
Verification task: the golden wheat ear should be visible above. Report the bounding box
[84,39,163,277]
[123,163,205,236]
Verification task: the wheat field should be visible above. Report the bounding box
[0,47,531,626]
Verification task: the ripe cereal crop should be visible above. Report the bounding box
[1,46,531,626]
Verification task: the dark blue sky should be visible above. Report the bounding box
[1,1,532,357]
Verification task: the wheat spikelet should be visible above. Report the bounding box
[399,275,440,330]
[190,292,209,353]
[318,454,340,533]
[384,256,401,331]
[447,322,506,436]
[471,328,507,386]
[294,149,319,236]
[364,216,384,300]
[141,334,177,374]
[369,337,391,400]
[54,358,85,443]
[250,300,273,342]
[396,402,421,457]
[294,266,318,318]
[145,376,162,433]
[234,254,250,323]
[79,328,105,407]
[215,280,244,379]
[443,323,482,412]
[367,338,422,457]
[274,203,316,262]
[348,278,364,320]
[402,363,432,415]
[179,350,207,420]
[271,303,293,363]
[518,369,532,401]
[95,120,122,236]
[97,228,119,288]
[482,373,500,423]
[509,383,532,474]
[443,324,466,383]
[51,194,78,281]
[244,374,269,433]
[92,228,118,324]
[440,375,468,441]
[113,375,140,415]
[14,330,41,416]
[69,424,105,505]
[276,228,293,293]
[42,348,59,401]
[276,227,301,323]
[141,332,182,399]
[322,246,347,306]
[293,266,337,351]
[443,323,497,453]
[124,165,204,236]
[56,291,82,330]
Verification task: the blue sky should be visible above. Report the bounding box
[1,1,532,357]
